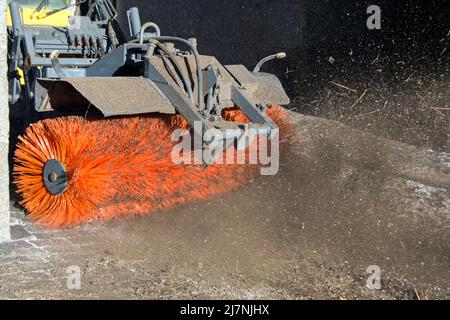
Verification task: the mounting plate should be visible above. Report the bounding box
[43,159,68,195]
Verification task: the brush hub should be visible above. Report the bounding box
[43,160,68,195]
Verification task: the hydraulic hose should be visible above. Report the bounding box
[161,54,185,93]
[151,36,204,111]
[152,41,195,104]
[132,30,204,111]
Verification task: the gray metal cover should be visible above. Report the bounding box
[252,73,290,106]
[39,77,176,117]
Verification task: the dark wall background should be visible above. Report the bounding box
[117,0,305,69]
[115,0,448,94]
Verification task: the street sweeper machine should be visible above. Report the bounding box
[7,0,292,228]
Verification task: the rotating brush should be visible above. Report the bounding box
[13,106,295,228]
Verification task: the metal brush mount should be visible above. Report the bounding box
[8,3,289,146]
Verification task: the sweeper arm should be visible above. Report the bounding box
[9,1,294,228]
[8,2,289,141]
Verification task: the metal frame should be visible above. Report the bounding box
[8,2,289,145]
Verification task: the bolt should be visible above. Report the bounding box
[49,172,58,182]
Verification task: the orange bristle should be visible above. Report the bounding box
[13,105,295,228]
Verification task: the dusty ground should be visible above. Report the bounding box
[0,110,448,300]
[1,0,448,301]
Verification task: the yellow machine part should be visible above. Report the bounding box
[7,1,74,85]
[7,7,72,28]
[6,8,73,28]
[17,68,25,85]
